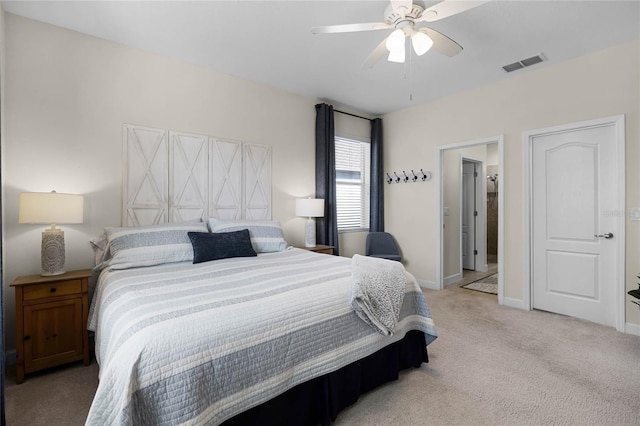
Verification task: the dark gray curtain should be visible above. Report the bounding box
[370,118,384,232]
[315,103,339,255]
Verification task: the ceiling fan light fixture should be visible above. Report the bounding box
[388,47,405,63]
[385,28,405,52]
[411,30,433,56]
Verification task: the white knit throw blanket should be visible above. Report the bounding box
[350,254,406,336]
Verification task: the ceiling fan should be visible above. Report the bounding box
[311,0,490,68]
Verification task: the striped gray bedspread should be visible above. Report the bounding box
[86,248,437,425]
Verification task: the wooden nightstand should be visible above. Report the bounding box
[297,244,334,255]
[11,269,91,384]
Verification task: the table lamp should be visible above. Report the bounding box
[295,198,325,248]
[19,191,84,276]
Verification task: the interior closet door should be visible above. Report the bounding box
[532,122,619,327]
[461,161,476,270]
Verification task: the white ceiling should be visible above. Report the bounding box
[3,0,639,116]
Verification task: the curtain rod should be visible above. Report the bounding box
[334,109,372,122]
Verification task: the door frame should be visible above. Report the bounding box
[460,156,487,273]
[435,135,504,305]
[522,115,626,332]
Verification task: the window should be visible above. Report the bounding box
[335,136,370,232]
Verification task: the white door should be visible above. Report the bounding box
[532,123,619,327]
[462,161,476,270]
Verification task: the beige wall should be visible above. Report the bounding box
[384,40,640,328]
[486,143,498,166]
[2,14,321,349]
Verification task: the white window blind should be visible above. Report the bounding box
[335,136,370,232]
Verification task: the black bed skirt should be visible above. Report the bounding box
[223,330,428,426]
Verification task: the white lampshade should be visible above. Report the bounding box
[19,191,84,276]
[385,29,405,52]
[388,47,405,63]
[411,30,433,56]
[295,198,324,218]
[296,198,324,248]
[19,191,84,225]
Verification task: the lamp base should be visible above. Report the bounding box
[304,218,316,248]
[41,229,66,276]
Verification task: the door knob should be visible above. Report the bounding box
[595,232,614,239]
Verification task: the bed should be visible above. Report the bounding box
[85,221,437,425]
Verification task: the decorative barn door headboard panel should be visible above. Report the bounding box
[123,124,271,227]
[123,125,169,225]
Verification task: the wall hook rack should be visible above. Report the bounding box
[386,169,431,184]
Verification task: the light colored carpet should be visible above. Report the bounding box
[5,283,640,425]
[336,285,640,425]
[5,361,98,426]
[462,273,498,295]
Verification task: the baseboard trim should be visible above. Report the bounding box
[625,322,640,336]
[417,279,438,290]
[444,273,462,286]
[495,304,640,334]
[502,297,527,310]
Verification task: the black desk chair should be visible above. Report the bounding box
[365,232,402,262]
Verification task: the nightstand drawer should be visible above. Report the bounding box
[312,248,334,254]
[23,279,82,300]
[296,245,334,255]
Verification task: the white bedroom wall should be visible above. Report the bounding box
[2,13,321,349]
[384,40,640,327]
[486,142,498,166]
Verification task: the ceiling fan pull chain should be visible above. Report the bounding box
[409,41,413,101]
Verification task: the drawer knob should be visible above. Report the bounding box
[49,288,57,293]
[24,335,31,341]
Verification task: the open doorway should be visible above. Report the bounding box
[435,136,504,303]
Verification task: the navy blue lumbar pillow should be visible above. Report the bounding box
[188,229,257,264]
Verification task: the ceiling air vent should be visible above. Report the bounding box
[502,53,546,73]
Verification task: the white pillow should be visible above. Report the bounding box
[104,220,209,270]
[89,232,111,271]
[207,219,288,253]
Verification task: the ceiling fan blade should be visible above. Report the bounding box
[362,37,390,69]
[418,28,463,57]
[418,0,490,23]
[311,22,391,34]
[390,0,412,16]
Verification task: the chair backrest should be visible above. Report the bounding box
[365,232,400,258]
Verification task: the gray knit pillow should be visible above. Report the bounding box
[104,221,208,270]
